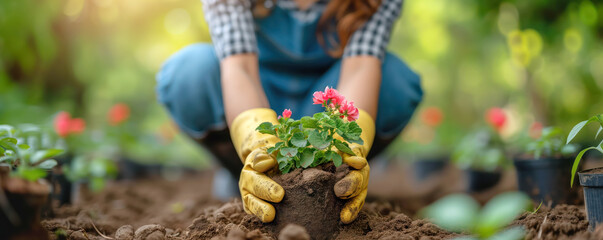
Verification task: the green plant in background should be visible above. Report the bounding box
[421,192,532,240]
[256,87,363,174]
[566,113,603,187]
[452,128,508,172]
[525,126,577,159]
[0,124,64,181]
[63,154,118,192]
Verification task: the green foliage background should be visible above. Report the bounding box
[0,0,602,165]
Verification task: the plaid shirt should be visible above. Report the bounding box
[201,0,403,60]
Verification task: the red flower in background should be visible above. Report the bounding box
[486,108,507,131]
[529,122,543,139]
[282,109,292,119]
[108,103,130,126]
[54,111,86,137]
[421,107,443,127]
[54,112,72,137]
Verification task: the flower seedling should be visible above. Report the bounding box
[421,192,532,240]
[525,126,577,159]
[566,114,603,187]
[256,87,363,173]
[0,124,64,181]
[452,128,508,172]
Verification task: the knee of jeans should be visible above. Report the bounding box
[376,53,424,137]
[155,44,223,137]
[156,43,220,104]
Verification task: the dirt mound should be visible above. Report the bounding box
[185,200,457,240]
[513,204,603,240]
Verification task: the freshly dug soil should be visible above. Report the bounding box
[185,199,457,240]
[513,204,603,240]
[267,163,348,240]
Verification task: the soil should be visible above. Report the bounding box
[38,159,603,240]
[581,167,603,174]
[513,204,603,240]
[267,163,348,240]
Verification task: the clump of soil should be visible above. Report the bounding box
[185,199,457,239]
[512,204,603,240]
[267,163,348,240]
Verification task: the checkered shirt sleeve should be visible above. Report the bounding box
[201,0,258,60]
[343,0,403,60]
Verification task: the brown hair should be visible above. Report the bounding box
[317,0,381,57]
[253,0,382,58]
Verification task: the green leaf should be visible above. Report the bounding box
[291,132,308,147]
[596,126,603,139]
[476,192,531,237]
[0,137,18,152]
[300,149,315,168]
[325,150,342,166]
[280,147,298,158]
[567,117,597,144]
[268,142,284,154]
[313,112,328,120]
[571,146,603,187]
[0,155,16,163]
[18,144,30,150]
[323,118,337,128]
[90,177,106,192]
[308,130,332,150]
[277,152,290,164]
[420,194,480,233]
[31,149,64,165]
[17,168,47,181]
[334,140,355,156]
[256,122,275,135]
[38,159,58,169]
[487,226,525,240]
[301,116,319,128]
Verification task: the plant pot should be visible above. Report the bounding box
[269,164,346,240]
[466,169,501,192]
[412,158,447,181]
[578,167,603,231]
[514,156,578,207]
[0,177,51,239]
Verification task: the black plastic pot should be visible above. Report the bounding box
[578,167,603,231]
[514,156,577,206]
[413,159,447,181]
[466,169,501,192]
[0,178,50,239]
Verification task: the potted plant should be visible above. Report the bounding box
[566,113,603,230]
[452,128,509,192]
[393,106,452,181]
[254,88,364,239]
[52,111,87,205]
[0,124,64,238]
[513,125,578,206]
[452,108,510,192]
[421,191,532,240]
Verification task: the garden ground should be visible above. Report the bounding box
[40,159,603,239]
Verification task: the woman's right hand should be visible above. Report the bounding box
[231,108,284,222]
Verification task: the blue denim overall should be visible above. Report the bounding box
[156,3,422,198]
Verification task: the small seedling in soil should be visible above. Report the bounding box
[566,113,603,187]
[421,192,532,240]
[452,127,508,172]
[255,87,364,239]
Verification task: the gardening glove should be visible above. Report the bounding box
[334,109,375,224]
[230,108,285,223]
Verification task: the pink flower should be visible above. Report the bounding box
[529,122,543,139]
[108,103,130,126]
[421,107,443,127]
[313,87,344,107]
[486,108,507,131]
[282,109,292,119]
[70,118,86,134]
[339,101,359,121]
[54,112,72,138]
[53,111,86,137]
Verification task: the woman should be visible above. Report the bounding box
[156,0,422,224]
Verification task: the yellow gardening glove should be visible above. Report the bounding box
[230,108,285,223]
[334,109,375,224]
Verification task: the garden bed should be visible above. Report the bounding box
[39,163,602,240]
